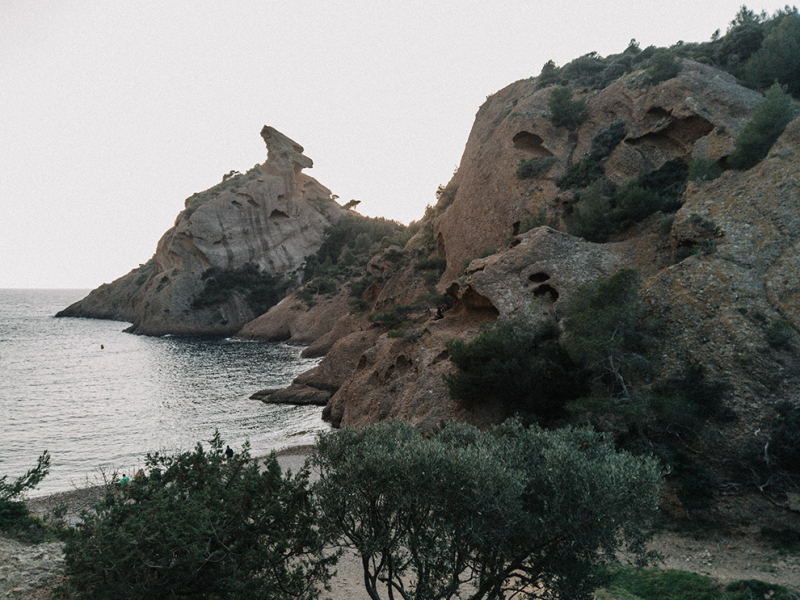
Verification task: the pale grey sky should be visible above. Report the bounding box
[1,1,781,288]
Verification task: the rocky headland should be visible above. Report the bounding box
[59,46,800,535]
[57,126,347,336]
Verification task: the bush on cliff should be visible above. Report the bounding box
[728,82,797,170]
[548,85,587,130]
[445,317,587,422]
[191,263,288,315]
[60,434,335,600]
[312,418,663,600]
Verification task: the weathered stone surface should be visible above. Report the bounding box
[643,116,800,421]
[57,127,346,336]
[237,292,353,350]
[323,313,504,430]
[295,325,383,392]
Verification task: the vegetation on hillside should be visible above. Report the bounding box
[297,214,407,307]
[536,7,800,97]
[727,82,798,170]
[191,262,289,316]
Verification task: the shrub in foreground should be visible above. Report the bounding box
[0,451,52,543]
[60,434,334,600]
[313,419,664,600]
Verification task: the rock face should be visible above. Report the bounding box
[57,127,346,336]
[296,60,799,435]
[434,60,762,283]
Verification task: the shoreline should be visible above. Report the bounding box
[27,444,316,524]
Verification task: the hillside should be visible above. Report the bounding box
[58,9,800,534]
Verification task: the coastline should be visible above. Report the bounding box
[26,444,316,525]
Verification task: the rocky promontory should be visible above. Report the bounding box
[57,127,346,336]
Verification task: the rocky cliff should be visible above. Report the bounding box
[270,58,798,450]
[57,127,346,336]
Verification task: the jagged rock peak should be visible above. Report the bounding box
[261,125,313,172]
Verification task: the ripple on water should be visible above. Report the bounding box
[0,289,329,497]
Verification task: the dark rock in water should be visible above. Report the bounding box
[250,383,331,406]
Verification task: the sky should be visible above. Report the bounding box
[1,1,787,289]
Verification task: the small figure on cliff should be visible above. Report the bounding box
[225,446,234,459]
[434,306,444,320]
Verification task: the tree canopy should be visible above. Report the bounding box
[312,419,664,600]
[60,434,335,600]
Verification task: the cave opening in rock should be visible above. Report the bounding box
[533,284,559,301]
[512,131,554,157]
[269,209,290,222]
[529,272,550,283]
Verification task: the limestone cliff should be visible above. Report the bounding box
[57,127,346,336]
[275,59,798,440]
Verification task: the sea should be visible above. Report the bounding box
[0,289,330,497]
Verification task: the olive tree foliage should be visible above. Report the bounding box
[60,433,335,600]
[312,419,664,600]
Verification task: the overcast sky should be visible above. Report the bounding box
[1,1,784,289]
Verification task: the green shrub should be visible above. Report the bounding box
[191,263,287,315]
[568,178,617,241]
[655,363,730,422]
[60,434,334,600]
[728,82,797,170]
[615,181,663,223]
[636,159,689,206]
[604,566,720,600]
[688,157,723,181]
[304,214,406,282]
[516,156,556,179]
[647,49,681,84]
[0,451,52,543]
[557,157,605,189]
[561,269,654,395]
[587,119,628,161]
[725,578,799,600]
[560,52,608,88]
[716,6,765,76]
[445,317,586,421]
[548,85,587,129]
[313,419,663,600]
[368,303,415,329]
[759,527,800,554]
[434,179,459,213]
[537,59,561,88]
[745,12,800,95]
[769,401,800,473]
[297,277,338,305]
[414,256,447,274]
[765,319,795,349]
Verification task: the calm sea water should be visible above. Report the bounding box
[0,289,329,497]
